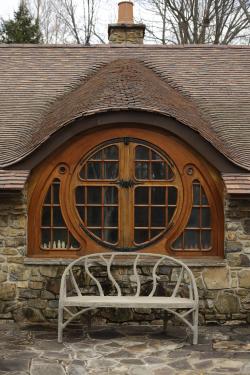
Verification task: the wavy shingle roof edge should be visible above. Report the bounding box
[0,44,250,170]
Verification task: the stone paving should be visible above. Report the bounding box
[0,321,250,375]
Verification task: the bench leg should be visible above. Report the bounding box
[163,311,169,332]
[58,306,63,343]
[192,308,199,345]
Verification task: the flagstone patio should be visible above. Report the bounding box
[0,321,250,375]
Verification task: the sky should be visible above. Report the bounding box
[0,0,148,43]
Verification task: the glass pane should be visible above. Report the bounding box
[103,145,118,160]
[135,146,149,160]
[151,162,166,180]
[150,229,163,239]
[168,187,177,205]
[44,187,51,204]
[41,229,51,249]
[151,207,165,227]
[87,187,102,204]
[172,235,183,250]
[104,207,118,227]
[42,206,51,227]
[87,162,102,179]
[168,207,176,223]
[134,229,148,244]
[103,229,118,244]
[53,183,60,204]
[53,207,65,227]
[151,187,165,205]
[167,166,174,180]
[104,162,118,179]
[151,151,162,160]
[135,187,149,204]
[184,230,200,249]
[52,229,68,249]
[202,208,211,227]
[75,186,85,204]
[104,187,118,204]
[187,208,200,228]
[193,184,200,205]
[87,207,102,227]
[201,187,208,205]
[91,150,102,160]
[134,207,148,227]
[201,231,211,249]
[69,234,79,249]
[135,162,149,179]
[91,229,102,239]
[76,206,85,221]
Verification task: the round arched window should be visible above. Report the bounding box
[28,127,223,258]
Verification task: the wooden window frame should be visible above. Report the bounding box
[28,126,224,258]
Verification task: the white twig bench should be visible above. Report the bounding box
[58,253,199,344]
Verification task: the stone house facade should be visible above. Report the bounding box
[0,1,250,325]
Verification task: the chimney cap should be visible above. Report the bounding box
[118,1,134,24]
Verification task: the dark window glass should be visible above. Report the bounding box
[41,229,51,248]
[172,235,183,250]
[202,208,211,227]
[168,187,177,205]
[86,162,102,179]
[69,234,80,249]
[151,207,165,227]
[135,162,149,179]
[187,208,200,228]
[42,207,51,227]
[104,187,118,204]
[87,207,102,227]
[91,150,102,160]
[104,207,118,227]
[151,162,166,180]
[193,184,200,205]
[135,207,148,227]
[52,229,68,248]
[87,187,102,204]
[44,187,51,204]
[151,229,162,238]
[76,206,85,221]
[168,207,175,223]
[184,230,200,249]
[134,229,148,243]
[53,183,60,204]
[151,187,165,205]
[201,230,211,249]
[151,151,162,160]
[135,146,149,160]
[103,145,118,160]
[53,207,65,227]
[201,188,208,205]
[103,229,118,244]
[75,186,85,204]
[91,229,102,239]
[135,187,149,204]
[104,162,118,179]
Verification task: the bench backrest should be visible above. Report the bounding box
[60,253,199,303]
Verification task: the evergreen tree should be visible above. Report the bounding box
[0,1,42,44]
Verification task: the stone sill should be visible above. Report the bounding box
[24,257,227,267]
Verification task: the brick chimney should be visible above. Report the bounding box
[108,1,145,44]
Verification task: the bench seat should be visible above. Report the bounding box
[64,296,196,309]
[58,252,199,344]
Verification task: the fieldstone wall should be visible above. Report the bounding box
[0,191,250,325]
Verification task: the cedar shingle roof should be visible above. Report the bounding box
[223,174,250,194]
[0,44,250,170]
[0,170,29,190]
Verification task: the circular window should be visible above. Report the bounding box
[73,138,179,250]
